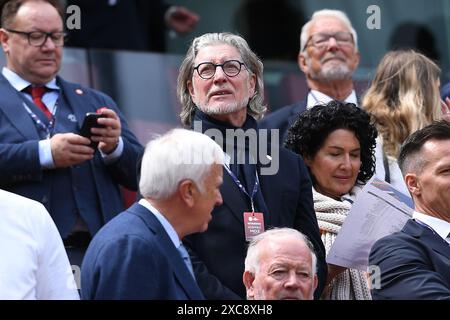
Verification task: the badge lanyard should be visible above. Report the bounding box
[21,101,58,139]
[223,164,259,212]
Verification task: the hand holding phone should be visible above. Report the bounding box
[80,112,105,149]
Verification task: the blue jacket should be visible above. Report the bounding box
[0,74,143,237]
[81,203,205,300]
[369,219,450,299]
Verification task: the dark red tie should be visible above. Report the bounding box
[25,86,52,120]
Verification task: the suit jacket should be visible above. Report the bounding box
[81,202,204,299]
[184,143,326,300]
[0,74,143,237]
[259,100,307,146]
[369,219,450,300]
[441,82,450,101]
[66,0,168,52]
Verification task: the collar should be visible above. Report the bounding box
[307,89,357,109]
[138,198,182,249]
[2,67,60,92]
[413,211,450,242]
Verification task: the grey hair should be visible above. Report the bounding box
[244,228,317,278]
[177,32,266,126]
[300,9,358,53]
[139,128,224,200]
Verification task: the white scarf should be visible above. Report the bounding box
[313,188,372,300]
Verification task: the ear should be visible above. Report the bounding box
[0,28,11,53]
[178,179,196,208]
[313,274,318,291]
[352,50,361,70]
[187,80,197,103]
[243,271,256,299]
[298,52,308,74]
[404,173,421,196]
[247,73,256,99]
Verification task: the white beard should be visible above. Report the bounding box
[197,98,248,115]
[307,56,353,81]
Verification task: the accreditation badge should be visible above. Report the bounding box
[243,212,265,242]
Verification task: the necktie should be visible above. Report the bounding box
[178,243,195,279]
[25,86,52,120]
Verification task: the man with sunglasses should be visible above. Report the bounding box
[260,9,361,144]
[0,0,143,267]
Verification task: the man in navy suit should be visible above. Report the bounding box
[81,129,224,299]
[369,121,450,299]
[177,32,326,299]
[259,9,361,144]
[0,0,143,265]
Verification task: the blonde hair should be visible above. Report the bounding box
[362,50,442,158]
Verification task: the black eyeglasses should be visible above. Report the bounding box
[6,29,66,47]
[193,60,246,79]
[303,31,354,51]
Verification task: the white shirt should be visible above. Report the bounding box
[413,211,450,245]
[1,67,124,169]
[0,190,79,300]
[306,89,357,110]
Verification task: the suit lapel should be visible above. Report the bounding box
[258,155,282,226]
[0,74,40,139]
[403,220,450,259]
[287,99,307,126]
[220,167,249,224]
[56,77,92,130]
[129,203,204,299]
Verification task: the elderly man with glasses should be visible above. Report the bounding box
[0,0,143,268]
[260,9,361,144]
[177,32,326,300]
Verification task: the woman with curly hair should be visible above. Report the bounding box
[285,101,377,300]
[362,50,442,194]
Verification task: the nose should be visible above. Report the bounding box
[339,154,352,170]
[326,36,339,51]
[41,35,57,50]
[283,272,301,289]
[212,66,227,83]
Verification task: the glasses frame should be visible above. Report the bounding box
[193,59,246,80]
[5,28,66,47]
[303,31,354,51]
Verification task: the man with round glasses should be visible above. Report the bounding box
[0,0,143,267]
[177,32,326,300]
[260,9,361,144]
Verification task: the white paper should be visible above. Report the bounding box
[326,177,414,271]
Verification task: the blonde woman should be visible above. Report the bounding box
[362,50,442,194]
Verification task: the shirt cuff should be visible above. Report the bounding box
[39,139,55,169]
[100,136,124,164]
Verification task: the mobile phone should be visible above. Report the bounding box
[80,113,105,149]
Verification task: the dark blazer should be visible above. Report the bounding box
[441,82,450,101]
[184,144,326,300]
[81,202,204,300]
[66,0,169,52]
[369,219,450,300]
[0,74,143,237]
[259,100,307,146]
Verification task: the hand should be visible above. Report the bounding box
[441,97,450,122]
[90,108,121,154]
[50,133,94,168]
[166,6,200,34]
